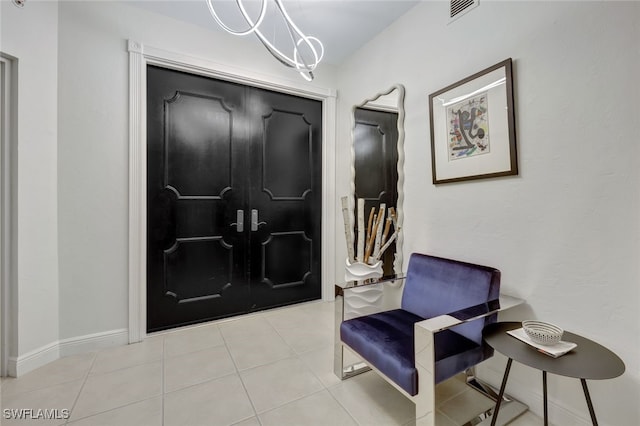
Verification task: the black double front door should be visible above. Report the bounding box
[147,65,322,332]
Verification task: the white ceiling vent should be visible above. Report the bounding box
[449,0,479,23]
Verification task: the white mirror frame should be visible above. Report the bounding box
[349,84,406,274]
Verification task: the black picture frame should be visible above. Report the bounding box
[428,58,517,184]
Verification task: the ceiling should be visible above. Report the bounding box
[125,0,421,66]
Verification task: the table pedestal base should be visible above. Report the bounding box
[477,399,529,426]
[482,323,624,426]
[489,358,600,426]
[465,364,529,426]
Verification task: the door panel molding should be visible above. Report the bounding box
[128,40,336,343]
[164,91,234,198]
[163,237,233,303]
[262,110,313,200]
[261,231,312,289]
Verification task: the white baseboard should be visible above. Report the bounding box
[7,341,60,377]
[59,328,128,357]
[7,328,129,377]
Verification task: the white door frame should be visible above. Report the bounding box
[127,40,337,343]
[1,53,17,377]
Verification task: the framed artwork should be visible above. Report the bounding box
[429,58,517,184]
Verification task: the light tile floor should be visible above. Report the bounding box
[0,301,545,426]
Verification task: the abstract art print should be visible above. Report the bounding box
[446,92,490,160]
[429,58,517,184]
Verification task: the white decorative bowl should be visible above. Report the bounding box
[522,320,563,346]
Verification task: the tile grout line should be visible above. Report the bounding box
[60,352,165,424]
[172,304,331,422]
[64,351,98,425]
[218,322,262,424]
[438,408,460,426]
[240,309,336,420]
[60,302,332,426]
[62,339,167,424]
[257,386,342,421]
[325,382,362,426]
[228,308,334,422]
[64,393,161,424]
[2,376,84,400]
[163,340,226,362]
[84,356,164,379]
[161,335,165,426]
[0,354,104,400]
[222,324,296,374]
[325,376,371,426]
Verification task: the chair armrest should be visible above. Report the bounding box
[416,294,524,334]
[412,294,523,419]
[334,274,406,297]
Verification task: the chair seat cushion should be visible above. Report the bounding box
[340,309,486,396]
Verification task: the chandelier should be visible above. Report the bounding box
[206,0,324,81]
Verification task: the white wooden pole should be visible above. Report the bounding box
[341,196,355,263]
[356,198,365,262]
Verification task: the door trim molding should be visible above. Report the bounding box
[1,53,18,377]
[127,40,336,343]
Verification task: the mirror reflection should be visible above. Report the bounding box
[351,85,405,276]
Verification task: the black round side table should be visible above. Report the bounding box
[483,322,625,426]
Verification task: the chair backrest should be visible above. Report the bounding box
[401,253,500,344]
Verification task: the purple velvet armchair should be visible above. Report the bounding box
[334,253,522,425]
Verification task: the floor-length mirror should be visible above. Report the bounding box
[350,85,405,275]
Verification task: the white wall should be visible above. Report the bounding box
[0,0,60,372]
[4,2,638,422]
[335,1,639,424]
[57,1,338,340]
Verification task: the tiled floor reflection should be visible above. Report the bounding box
[0,301,545,425]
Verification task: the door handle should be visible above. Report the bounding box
[251,209,267,231]
[230,209,244,232]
